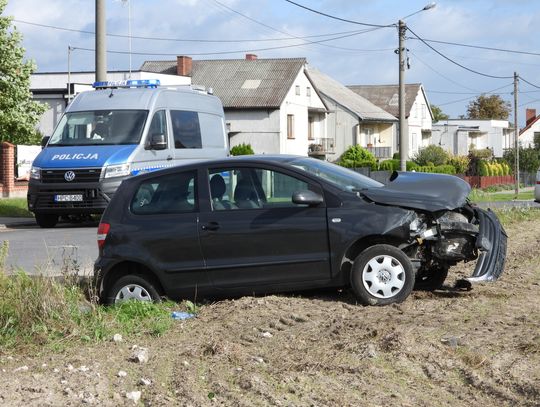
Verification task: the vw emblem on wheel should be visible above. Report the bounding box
[64,171,76,182]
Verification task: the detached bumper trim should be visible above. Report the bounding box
[468,208,507,282]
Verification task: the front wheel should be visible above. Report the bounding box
[106,275,162,305]
[351,244,415,306]
[35,213,59,228]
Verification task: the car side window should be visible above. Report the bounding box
[209,167,319,211]
[147,110,168,147]
[130,170,197,215]
[171,110,202,149]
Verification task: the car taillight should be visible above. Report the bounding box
[97,222,110,249]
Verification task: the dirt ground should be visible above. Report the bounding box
[1,218,540,406]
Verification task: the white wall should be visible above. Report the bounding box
[407,88,432,157]
[226,109,281,154]
[520,121,540,148]
[280,70,326,156]
[446,119,509,157]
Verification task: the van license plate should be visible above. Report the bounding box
[54,194,83,202]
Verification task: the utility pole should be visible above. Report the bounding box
[514,72,519,196]
[398,20,408,171]
[67,45,72,102]
[95,0,107,82]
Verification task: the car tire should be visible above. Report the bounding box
[350,244,415,306]
[414,266,449,291]
[35,213,59,228]
[106,275,162,305]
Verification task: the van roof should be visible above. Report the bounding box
[67,87,224,116]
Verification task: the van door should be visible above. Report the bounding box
[132,110,173,175]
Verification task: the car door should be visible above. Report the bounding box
[125,169,208,298]
[132,110,173,175]
[198,164,331,289]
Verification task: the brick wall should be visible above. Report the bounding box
[0,142,29,198]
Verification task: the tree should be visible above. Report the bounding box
[430,104,449,122]
[0,0,46,145]
[466,95,511,120]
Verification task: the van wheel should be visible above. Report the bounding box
[35,213,59,228]
[350,244,415,306]
[107,275,162,305]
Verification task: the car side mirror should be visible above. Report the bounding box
[292,190,323,206]
[150,134,167,150]
[41,136,50,149]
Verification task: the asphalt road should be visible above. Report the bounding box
[0,218,98,276]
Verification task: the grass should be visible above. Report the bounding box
[469,189,534,202]
[0,198,33,217]
[493,206,540,226]
[0,240,198,353]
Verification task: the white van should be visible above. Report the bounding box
[28,79,229,227]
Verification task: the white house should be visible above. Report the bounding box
[432,119,511,157]
[519,108,540,148]
[305,67,397,161]
[142,55,327,156]
[347,84,433,159]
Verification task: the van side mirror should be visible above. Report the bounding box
[292,190,323,206]
[41,136,50,149]
[150,134,167,150]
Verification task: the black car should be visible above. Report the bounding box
[94,155,507,306]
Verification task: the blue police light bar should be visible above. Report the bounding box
[92,79,160,89]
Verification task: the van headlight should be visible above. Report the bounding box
[30,166,41,180]
[104,164,131,179]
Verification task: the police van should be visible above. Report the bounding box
[28,79,229,228]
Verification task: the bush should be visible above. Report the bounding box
[378,160,397,171]
[447,155,470,174]
[230,143,254,156]
[413,145,449,166]
[503,147,540,174]
[338,145,376,169]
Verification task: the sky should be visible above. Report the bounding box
[4,0,540,125]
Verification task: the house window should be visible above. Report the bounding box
[363,127,374,146]
[306,87,311,97]
[295,85,300,96]
[422,104,427,119]
[287,115,294,139]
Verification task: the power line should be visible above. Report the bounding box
[12,18,371,44]
[70,28,387,56]
[519,75,540,90]
[283,0,394,28]
[409,50,479,93]
[408,36,540,57]
[436,83,514,107]
[406,26,513,80]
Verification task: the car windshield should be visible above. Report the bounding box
[291,157,384,192]
[48,110,148,146]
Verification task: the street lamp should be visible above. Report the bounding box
[398,2,436,171]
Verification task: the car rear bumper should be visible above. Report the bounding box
[467,208,507,282]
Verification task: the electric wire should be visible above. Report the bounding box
[406,26,514,80]
[436,83,515,107]
[283,0,394,28]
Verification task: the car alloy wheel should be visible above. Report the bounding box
[107,274,161,304]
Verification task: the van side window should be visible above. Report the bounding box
[171,110,202,149]
[130,171,197,215]
[148,110,168,147]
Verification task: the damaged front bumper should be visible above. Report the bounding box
[467,208,507,282]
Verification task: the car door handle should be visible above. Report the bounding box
[167,155,173,161]
[201,222,220,231]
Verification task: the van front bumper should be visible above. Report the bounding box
[27,176,125,215]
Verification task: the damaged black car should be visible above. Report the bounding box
[95,155,507,306]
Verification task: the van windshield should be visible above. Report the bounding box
[48,110,148,146]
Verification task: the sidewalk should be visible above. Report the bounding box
[0,217,36,228]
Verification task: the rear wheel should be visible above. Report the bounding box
[350,244,415,306]
[35,213,59,228]
[107,275,162,305]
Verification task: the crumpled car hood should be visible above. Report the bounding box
[361,171,471,212]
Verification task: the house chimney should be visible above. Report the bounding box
[526,108,537,126]
[177,56,192,76]
[245,53,257,61]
